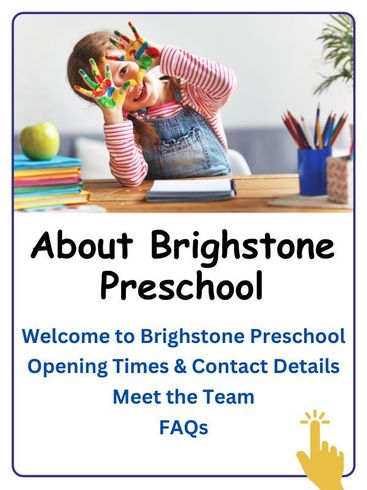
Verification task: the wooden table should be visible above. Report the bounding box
[85,174,350,213]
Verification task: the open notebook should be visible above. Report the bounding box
[147,179,236,202]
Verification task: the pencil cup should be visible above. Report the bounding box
[297,148,332,196]
[327,156,353,206]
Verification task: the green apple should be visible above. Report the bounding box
[19,122,60,161]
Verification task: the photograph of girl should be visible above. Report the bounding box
[13,14,353,211]
[68,21,237,186]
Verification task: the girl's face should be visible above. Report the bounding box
[102,50,163,112]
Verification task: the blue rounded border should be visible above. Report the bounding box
[11,10,356,479]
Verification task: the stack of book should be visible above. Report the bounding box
[14,154,90,211]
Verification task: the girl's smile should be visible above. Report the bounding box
[131,79,149,103]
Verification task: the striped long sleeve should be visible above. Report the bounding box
[160,45,237,111]
[104,121,148,187]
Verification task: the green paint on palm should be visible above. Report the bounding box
[140,55,153,70]
[98,96,116,109]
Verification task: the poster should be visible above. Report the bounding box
[1,1,366,489]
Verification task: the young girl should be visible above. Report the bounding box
[67,22,236,187]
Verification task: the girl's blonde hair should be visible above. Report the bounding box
[67,31,160,147]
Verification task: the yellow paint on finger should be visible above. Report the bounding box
[112,90,126,105]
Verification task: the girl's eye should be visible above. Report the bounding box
[119,67,127,77]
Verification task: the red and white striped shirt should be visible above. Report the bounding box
[104,45,237,187]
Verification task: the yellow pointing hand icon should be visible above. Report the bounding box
[297,413,344,490]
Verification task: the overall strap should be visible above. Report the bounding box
[171,79,184,103]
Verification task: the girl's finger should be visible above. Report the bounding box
[123,79,137,93]
[136,67,147,85]
[114,30,132,44]
[102,58,113,81]
[89,58,104,84]
[105,55,125,62]
[110,37,127,51]
[128,21,142,41]
[135,41,149,61]
[74,85,94,98]
[78,68,99,90]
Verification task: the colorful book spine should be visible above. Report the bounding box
[13,154,90,210]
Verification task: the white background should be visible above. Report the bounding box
[1,1,366,490]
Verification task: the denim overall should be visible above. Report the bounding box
[138,86,231,179]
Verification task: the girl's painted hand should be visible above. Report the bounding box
[74,57,137,110]
[106,21,161,84]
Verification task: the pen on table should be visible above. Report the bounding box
[287,110,310,149]
[330,113,348,147]
[300,116,315,149]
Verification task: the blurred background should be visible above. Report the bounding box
[13,13,354,177]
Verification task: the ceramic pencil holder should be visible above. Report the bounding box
[327,156,353,206]
[297,148,332,196]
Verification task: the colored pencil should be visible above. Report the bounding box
[300,116,315,149]
[287,110,310,149]
[282,115,302,147]
[314,103,320,147]
[329,114,348,147]
[325,114,336,147]
[282,105,348,150]
[331,113,345,138]
[316,105,323,149]
[322,112,332,146]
